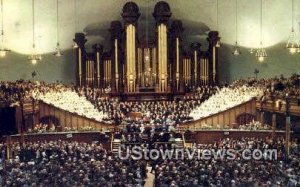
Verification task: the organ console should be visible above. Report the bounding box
[74,1,220,97]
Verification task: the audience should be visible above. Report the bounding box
[0,141,147,186]
[232,74,300,99]
[0,75,300,186]
[154,137,300,187]
[238,121,271,130]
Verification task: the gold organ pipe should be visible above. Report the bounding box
[89,61,91,85]
[108,60,110,83]
[188,59,190,84]
[126,25,130,92]
[203,59,206,84]
[130,25,133,92]
[158,25,161,90]
[133,25,135,78]
[213,47,216,84]
[115,39,118,90]
[78,48,82,86]
[205,59,209,84]
[153,48,156,84]
[204,59,206,85]
[164,25,167,75]
[194,51,197,84]
[97,54,100,75]
[115,39,118,75]
[184,59,186,84]
[109,60,111,82]
[104,60,106,84]
[86,60,89,85]
[129,25,133,74]
[104,60,106,85]
[126,25,129,90]
[186,59,188,81]
[202,60,204,84]
[106,60,108,85]
[176,37,179,74]
[128,25,131,74]
[126,25,129,81]
[163,26,165,76]
[92,61,93,84]
[89,61,90,85]
[158,26,161,80]
[188,59,189,82]
[200,60,202,84]
[138,48,140,85]
[90,61,92,85]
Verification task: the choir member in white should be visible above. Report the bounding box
[35,89,107,122]
[190,85,263,120]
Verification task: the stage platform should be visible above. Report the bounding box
[110,92,185,101]
[5,131,112,150]
[185,129,288,144]
[4,129,292,147]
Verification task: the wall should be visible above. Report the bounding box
[0,42,299,84]
[0,49,76,84]
[218,42,300,83]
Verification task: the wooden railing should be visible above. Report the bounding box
[38,101,115,131]
[180,99,257,129]
[256,98,300,116]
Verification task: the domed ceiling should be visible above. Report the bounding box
[2,0,300,54]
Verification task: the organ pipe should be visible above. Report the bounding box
[194,51,197,85]
[78,48,82,86]
[213,47,216,84]
[97,52,100,87]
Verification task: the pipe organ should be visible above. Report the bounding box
[74,1,220,96]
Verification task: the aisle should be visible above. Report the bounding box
[145,166,155,187]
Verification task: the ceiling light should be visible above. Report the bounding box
[232,0,240,56]
[233,42,241,56]
[72,42,78,49]
[53,0,63,57]
[249,48,255,54]
[0,0,10,58]
[54,42,63,56]
[72,0,78,48]
[286,0,299,54]
[28,0,42,64]
[215,0,221,48]
[256,42,267,62]
[256,0,267,62]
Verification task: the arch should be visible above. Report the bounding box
[39,115,60,127]
[236,113,256,125]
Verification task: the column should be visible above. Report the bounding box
[153,1,172,92]
[272,113,276,139]
[271,94,276,139]
[285,95,291,156]
[122,2,140,93]
[260,111,265,125]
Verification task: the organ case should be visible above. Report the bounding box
[74,1,220,95]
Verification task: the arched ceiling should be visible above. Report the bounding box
[2,0,300,54]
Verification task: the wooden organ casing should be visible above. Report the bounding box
[74,1,220,95]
